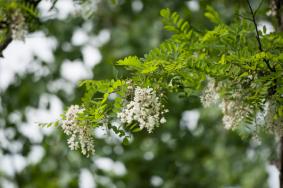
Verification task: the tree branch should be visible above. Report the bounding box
[0,21,11,57]
[0,0,42,58]
[275,0,283,31]
[246,0,275,72]
[272,1,283,188]
[0,35,12,58]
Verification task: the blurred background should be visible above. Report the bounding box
[0,0,280,187]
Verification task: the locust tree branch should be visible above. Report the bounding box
[246,0,275,72]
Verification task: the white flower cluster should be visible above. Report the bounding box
[200,78,220,107]
[77,0,96,20]
[266,0,277,17]
[200,78,253,130]
[117,86,168,133]
[62,105,95,157]
[220,99,251,130]
[200,77,283,133]
[10,10,27,40]
[265,100,283,135]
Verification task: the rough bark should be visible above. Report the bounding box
[275,0,283,31]
[280,137,283,188]
[273,0,283,187]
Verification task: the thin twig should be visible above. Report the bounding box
[49,0,59,11]
[246,0,275,72]
[235,13,253,22]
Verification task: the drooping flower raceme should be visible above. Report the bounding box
[220,99,252,130]
[200,78,220,107]
[265,100,283,135]
[62,105,95,157]
[117,86,168,133]
[200,78,253,130]
[10,10,27,40]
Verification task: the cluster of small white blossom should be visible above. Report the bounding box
[10,10,27,40]
[76,0,96,19]
[265,100,283,136]
[200,78,220,107]
[220,99,251,130]
[266,0,277,17]
[117,86,168,133]
[62,105,95,157]
[200,78,254,130]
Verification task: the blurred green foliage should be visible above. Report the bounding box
[0,0,278,187]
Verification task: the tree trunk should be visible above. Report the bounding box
[280,137,283,188]
[275,0,283,31]
[275,0,283,187]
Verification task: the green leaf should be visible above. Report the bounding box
[160,8,170,18]
[116,56,143,70]
[132,127,142,132]
[122,137,129,145]
[239,72,249,78]
[204,6,222,24]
